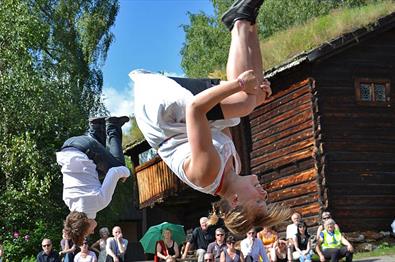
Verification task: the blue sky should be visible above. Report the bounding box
[101,0,215,125]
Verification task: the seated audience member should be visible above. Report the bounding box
[220,235,244,262]
[285,212,301,262]
[207,228,227,262]
[74,239,97,262]
[91,227,110,262]
[241,227,269,262]
[286,213,301,243]
[182,217,215,262]
[316,212,340,240]
[315,219,353,262]
[37,238,61,262]
[205,252,215,262]
[275,239,287,262]
[155,229,180,262]
[258,227,278,262]
[106,226,128,262]
[60,229,77,262]
[292,221,312,262]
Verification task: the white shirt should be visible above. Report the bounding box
[130,70,241,195]
[56,148,130,219]
[240,237,269,262]
[286,224,298,240]
[74,251,97,262]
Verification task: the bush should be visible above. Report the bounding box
[0,220,61,261]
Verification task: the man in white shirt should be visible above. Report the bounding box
[240,227,269,262]
[285,212,301,262]
[57,116,130,246]
[286,212,301,241]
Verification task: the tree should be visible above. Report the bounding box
[181,0,234,78]
[0,0,118,260]
[181,0,375,77]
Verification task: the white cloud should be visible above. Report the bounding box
[101,71,185,131]
[163,71,185,78]
[102,81,135,131]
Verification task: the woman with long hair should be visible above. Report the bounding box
[293,221,312,262]
[155,229,180,262]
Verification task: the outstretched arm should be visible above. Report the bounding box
[99,166,130,208]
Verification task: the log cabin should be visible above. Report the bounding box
[124,11,395,239]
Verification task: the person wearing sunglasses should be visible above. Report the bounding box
[74,239,98,262]
[292,221,312,262]
[240,228,269,262]
[316,212,340,240]
[220,235,244,262]
[37,238,61,262]
[207,228,227,262]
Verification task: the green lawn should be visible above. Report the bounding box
[354,245,395,259]
[309,243,395,261]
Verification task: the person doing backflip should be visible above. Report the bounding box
[131,0,290,235]
[56,116,130,246]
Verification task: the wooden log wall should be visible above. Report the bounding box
[249,79,322,229]
[312,28,395,231]
[135,156,187,208]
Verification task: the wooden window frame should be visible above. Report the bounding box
[354,78,391,107]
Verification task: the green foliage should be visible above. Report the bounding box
[261,0,395,69]
[0,0,118,260]
[258,0,338,37]
[377,242,391,249]
[1,220,60,261]
[181,10,230,78]
[122,116,145,147]
[181,0,384,77]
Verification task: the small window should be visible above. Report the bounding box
[355,78,391,106]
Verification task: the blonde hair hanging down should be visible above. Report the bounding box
[208,199,291,236]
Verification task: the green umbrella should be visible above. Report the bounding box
[140,222,186,254]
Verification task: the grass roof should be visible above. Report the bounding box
[261,0,395,70]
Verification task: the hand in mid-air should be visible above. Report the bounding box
[260,78,272,98]
[238,70,259,95]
